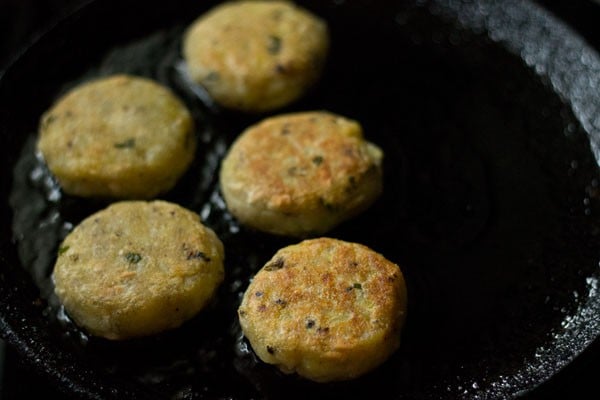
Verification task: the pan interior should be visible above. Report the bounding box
[2,1,600,399]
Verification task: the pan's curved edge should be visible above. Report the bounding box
[431,0,600,398]
[0,316,104,400]
[0,0,96,81]
[0,2,133,398]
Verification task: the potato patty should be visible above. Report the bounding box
[238,238,407,382]
[53,201,224,340]
[183,1,329,112]
[37,74,195,199]
[220,111,383,237]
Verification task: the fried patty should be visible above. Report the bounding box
[238,237,407,382]
[220,111,383,237]
[37,74,195,199]
[183,0,329,112]
[53,201,224,340]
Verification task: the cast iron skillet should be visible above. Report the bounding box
[2,0,600,398]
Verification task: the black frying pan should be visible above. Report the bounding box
[2,0,600,398]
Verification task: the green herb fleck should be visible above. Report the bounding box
[267,35,282,55]
[312,155,324,166]
[274,299,287,307]
[264,257,285,271]
[125,252,142,264]
[271,8,285,20]
[346,176,357,193]
[114,138,135,149]
[204,71,220,83]
[320,197,337,212]
[275,63,287,74]
[42,114,57,130]
[186,250,211,262]
[317,326,330,334]
[58,245,69,256]
[346,282,363,292]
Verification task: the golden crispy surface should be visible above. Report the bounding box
[220,111,383,237]
[238,238,407,382]
[183,0,329,112]
[53,201,224,340]
[37,74,195,199]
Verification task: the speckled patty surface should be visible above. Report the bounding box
[37,74,195,199]
[220,111,383,237]
[238,238,407,382]
[183,0,329,112]
[53,201,224,340]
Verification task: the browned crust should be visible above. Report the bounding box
[53,201,224,339]
[238,238,407,381]
[183,1,329,112]
[37,74,195,198]
[220,111,383,236]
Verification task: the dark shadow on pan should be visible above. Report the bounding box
[1,0,600,399]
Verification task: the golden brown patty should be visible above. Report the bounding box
[53,201,224,340]
[238,237,407,382]
[37,74,195,199]
[183,0,329,112]
[220,111,383,237]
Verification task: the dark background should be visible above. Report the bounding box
[1,0,600,399]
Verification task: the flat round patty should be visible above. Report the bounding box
[220,111,383,237]
[238,238,407,382]
[53,201,224,340]
[183,0,329,112]
[37,74,195,199]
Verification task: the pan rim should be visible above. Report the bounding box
[0,0,96,81]
[429,0,600,397]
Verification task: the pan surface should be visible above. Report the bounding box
[2,0,600,399]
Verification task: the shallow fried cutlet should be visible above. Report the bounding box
[220,111,383,237]
[53,201,224,340]
[238,237,407,382]
[38,74,195,199]
[183,1,329,112]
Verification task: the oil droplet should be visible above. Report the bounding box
[57,305,70,325]
[570,160,579,169]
